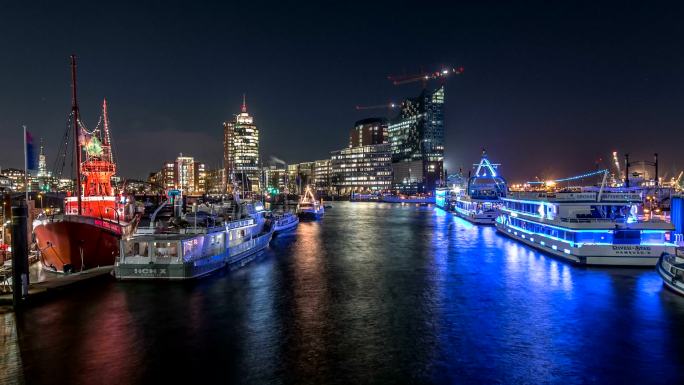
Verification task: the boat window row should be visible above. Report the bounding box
[506,215,669,245]
[508,217,576,242]
[121,240,181,264]
[455,200,497,214]
[183,233,225,262]
[502,200,542,215]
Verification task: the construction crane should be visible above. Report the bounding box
[388,66,464,86]
[354,102,399,111]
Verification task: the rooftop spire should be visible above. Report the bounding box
[241,93,247,113]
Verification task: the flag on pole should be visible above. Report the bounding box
[25,128,37,170]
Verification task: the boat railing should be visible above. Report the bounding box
[39,214,124,234]
[559,217,619,224]
[559,216,669,225]
[661,254,684,273]
[181,225,225,235]
[226,218,254,230]
[506,191,642,203]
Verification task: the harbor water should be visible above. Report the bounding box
[5,202,684,384]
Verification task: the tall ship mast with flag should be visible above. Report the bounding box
[33,55,139,273]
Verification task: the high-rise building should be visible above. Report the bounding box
[330,143,392,195]
[313,159,332,195]
[263,166,287,192]
[149,154,206,194]
[350,118,388,147]
[223,95,260,192]
[388,85,445,193]
[175,155,196,193]
[204,168,225,195]
[286,164,299,193]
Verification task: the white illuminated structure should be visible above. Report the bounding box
[224,94,260,192]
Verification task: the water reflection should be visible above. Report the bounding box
[5,202,684,384]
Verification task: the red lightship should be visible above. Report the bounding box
[33,55,138,273]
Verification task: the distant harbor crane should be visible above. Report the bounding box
[354,65,463,112]
[354,102,399,111]
[387,66,464,86]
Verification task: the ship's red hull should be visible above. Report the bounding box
[33,215,135,273]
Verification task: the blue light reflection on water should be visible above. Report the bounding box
[8,202,684,384]
[427,205,684,383]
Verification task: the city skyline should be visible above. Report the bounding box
[1,1,683,182]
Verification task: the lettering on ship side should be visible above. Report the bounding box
[133,268,169,276]
[610,245,653,256]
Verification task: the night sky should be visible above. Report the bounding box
[1,1,682,182]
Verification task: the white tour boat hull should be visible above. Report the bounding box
[656,253,684,296]
[495,221,675,266]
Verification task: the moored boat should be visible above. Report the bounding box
[33,56,138,273]
[453,151,506,225]
[271,212,299,233]
[656,248,684,295]
[380,194,435,204]
[298,186,324,220]
[496,179,676,266]
[114,202,273,280]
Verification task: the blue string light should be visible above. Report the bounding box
[526,169,608,185]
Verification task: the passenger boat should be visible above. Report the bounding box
[271,212,299,233]
[435,187,452,210]
[380,194,435,204]
[298,186,324,220]
[33,56,139,273]
[496,176,676,266]
[114,202,273,280]
[656,248,684,295]
[452,150,506,225]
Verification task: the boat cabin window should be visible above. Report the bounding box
[641,231,667,244]
[182,238,204,262]
[613,230,641,245]
[154,241,179,260]
[123,241,149,259]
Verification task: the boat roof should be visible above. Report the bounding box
[504,191,643,204]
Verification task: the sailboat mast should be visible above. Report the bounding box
[70,54,82,215]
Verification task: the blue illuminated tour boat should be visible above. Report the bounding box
[451,150,506,224]
[496,170,676,266]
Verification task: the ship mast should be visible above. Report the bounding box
[70,54,82,215]
[102,98,113,163]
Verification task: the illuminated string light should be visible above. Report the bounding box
[526,169,608,185]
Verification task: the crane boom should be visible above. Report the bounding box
[355,102,398,111]
[388,66,463,86]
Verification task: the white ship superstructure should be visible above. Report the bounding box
[451,150,506,224]
[114,201,273,280]
[496,188,676,266]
